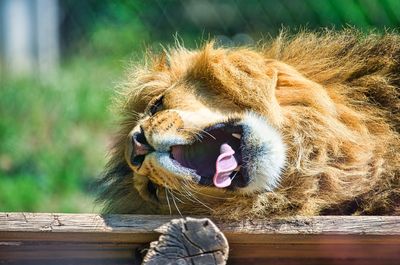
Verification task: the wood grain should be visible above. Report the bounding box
[1,213,399,264]
[143,217,229,264]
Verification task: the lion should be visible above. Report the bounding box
[97,30,400,219]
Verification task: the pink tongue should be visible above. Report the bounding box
[213,143,238,188]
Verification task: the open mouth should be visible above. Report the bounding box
[170,122,250,189]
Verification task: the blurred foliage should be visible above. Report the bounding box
[1,0,399,212]
[0,61,117,212]
[59,0,400,48]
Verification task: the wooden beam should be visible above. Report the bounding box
[2,213,400,236]
[1,213,400,264]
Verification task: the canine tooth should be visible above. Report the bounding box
[232,133,241,139]
[234,166,241,171]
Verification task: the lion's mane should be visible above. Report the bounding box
[98,30,400,219]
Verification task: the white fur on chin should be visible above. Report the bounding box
[238,111,286,193]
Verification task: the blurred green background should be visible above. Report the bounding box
[1,0,399,213]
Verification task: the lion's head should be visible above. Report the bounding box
[125,46,287,197]
[99,31,400,218]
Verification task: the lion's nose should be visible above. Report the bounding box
[131,128,153,167]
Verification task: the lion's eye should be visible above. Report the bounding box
[149,96,164,116]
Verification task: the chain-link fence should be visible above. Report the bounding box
[60,0,400,52]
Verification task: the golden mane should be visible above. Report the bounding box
[97,30,400,218]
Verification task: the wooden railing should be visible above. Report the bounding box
[1,213,400,264]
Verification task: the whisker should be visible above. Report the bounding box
[230,170,239,181]
[180,184,214,212]
[169,191,185,203]
[164,188,172,215]
[169,190,183,217]
[184,186,226,200]
[182,126,216,140]
[174,185,198,203]
[178,128,203,142]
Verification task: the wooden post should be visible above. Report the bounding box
[35,0,59,77]
[1,0,35,75]
[0,0,59,77]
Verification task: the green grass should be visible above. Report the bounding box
[0,9,150,212]
[0,58,122,212]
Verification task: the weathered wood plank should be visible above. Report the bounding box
[1,213,400,236]
[1,213,400,264]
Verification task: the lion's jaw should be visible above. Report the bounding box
[125,95,286,198]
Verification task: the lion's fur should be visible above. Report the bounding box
[97,30,400,219]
